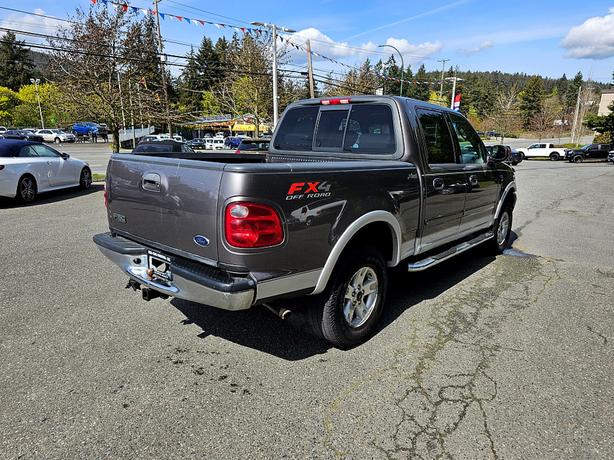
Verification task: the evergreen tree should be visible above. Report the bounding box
[411,64,430,101]
[565,72,583,114]
[519,76,545,128]
[0,31,35,90]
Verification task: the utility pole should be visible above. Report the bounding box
[438,58,450,102]
[251,21,296,128]
[571,85,582,145]
[445,74,463,109]
[128,79,136,149]
[117,70,127,135]
[306,39,315,98]
[30,78,44,128]
[154,0,172,136]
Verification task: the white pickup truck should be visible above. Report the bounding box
[516,143,565,161]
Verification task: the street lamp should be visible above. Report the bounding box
[378,44,404,96]
[251,21,296,128]
[30,78,44,129]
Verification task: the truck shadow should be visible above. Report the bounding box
[171,245,497,361]
[0,184,103,209]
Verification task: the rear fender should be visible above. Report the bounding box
[311,210,402,295]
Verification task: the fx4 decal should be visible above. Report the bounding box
[286,181,332,200]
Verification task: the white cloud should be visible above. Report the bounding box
[458,40,493,56]
[283,28,442,65]
[0,8,65,38]
[561,7,614,59]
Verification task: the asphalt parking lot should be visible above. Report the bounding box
[1,160,613,458]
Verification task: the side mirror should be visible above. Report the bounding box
[488,145,508,163]
[61,153,70,160]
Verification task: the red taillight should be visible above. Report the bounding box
[103,183,108,208]
[320,98,351,105]
[235,149,241,154]
[225,202,283,248]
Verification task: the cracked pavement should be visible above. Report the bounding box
[1,160,613,459]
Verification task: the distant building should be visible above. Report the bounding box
[598,89,614,116]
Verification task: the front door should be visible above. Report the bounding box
[29,144,71,186]
[448,113,501,233]
[416,108,467,251]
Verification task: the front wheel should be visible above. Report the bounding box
[490,206,512,254]
[549,152,560,161]
[308,248,388,349]
[54,137,61,144]
[573,155,583,163]
[79,167,92,189]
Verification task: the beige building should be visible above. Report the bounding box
[598,89,614,116]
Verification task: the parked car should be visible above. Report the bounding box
[516,143,565,161]
[132,140,195,154]
[186,138,208,150]
[2,130,44,143]
[607,150,614,165]
[224,136,243,149]
[0,126,7,134]
[235,138,270,153]
[565,144,612,163]
[35,129,76,144]
[72,122,100,136]
[205,138,225,150]
[0,139,92,203]
[94,95,516,348]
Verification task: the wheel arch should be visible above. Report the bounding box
[494,181,516,221]
[311,210,402,295]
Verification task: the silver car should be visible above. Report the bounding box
[35,129,76,144]
[0,139,91,203]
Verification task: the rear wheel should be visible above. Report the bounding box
[79,167,92,189]
[17,175,37,203]
[549,152,560,161]
[308,247,388,349]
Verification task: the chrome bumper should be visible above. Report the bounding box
[94,233,255,311]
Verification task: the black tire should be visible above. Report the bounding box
[573,155,583,163]
[54,137,61,144]
[16,175,37,203]
[549,152,560,161]
[79,167,92,189]
[511,162,518,166]
[520,152,526,160]
[308,247,388,349]
[490,205,513,254]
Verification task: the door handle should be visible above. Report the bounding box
[432,178,444,191]
[469,175,479,186]
[142,172,161,192]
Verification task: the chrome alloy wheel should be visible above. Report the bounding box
[19,177,35,202]
[343,266,379,328]
[497,211,510,246]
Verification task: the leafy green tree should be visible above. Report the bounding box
[0,86,18,125]
[584,100,614,143]
[0,31,35,91]
[519,76,545,128]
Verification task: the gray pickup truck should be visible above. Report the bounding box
[94,96,516,348]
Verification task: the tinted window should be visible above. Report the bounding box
[18,146,38,157]
[417,110,455,164]
[314,109,349,150]
[0,144,19,157]
[342,105,395,154]
[31,144,60,158]
[274,106,318,151]
[449,114,487,164]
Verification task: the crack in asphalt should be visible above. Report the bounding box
[587,326,608,346]
[323,256,560,459]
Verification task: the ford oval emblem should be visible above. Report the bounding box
[193,235,210,247]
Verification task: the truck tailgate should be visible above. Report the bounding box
[106,154,223,264]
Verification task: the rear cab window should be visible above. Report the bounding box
[273,101,399,157]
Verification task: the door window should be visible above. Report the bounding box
[30,144,61,158]
[448,114,487,164]
[314,109,349,149]
[417,110,455,164]
[18,146,38,157]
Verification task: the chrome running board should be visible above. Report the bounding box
[407,232,494,272]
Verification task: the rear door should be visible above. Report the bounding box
[106,155,223,263]
[448,113,501,234]
[416,108,467,250]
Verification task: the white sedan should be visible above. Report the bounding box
[0,139,92,203]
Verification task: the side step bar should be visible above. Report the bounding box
[407,232,494,272]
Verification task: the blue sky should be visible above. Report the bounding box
[2,0,614,82]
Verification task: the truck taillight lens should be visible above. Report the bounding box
[103,183,108,208]
[225,202,283,248]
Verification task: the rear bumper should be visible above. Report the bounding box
[93,232,255,311]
